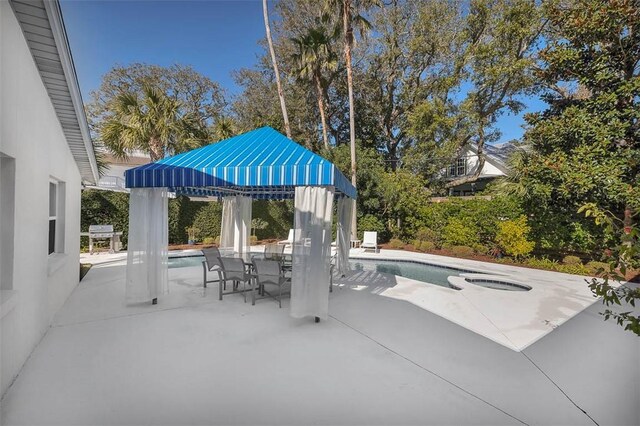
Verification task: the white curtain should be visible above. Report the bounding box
[220,195,252,256]
[291,186,334,320]
[220,197,235,251]
[126,188,169,303]
[336,197,353,276]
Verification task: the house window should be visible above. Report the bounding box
[457,158,467,176]
[448,157,467,177]
[1,154,16,291]
[48,179,66,255]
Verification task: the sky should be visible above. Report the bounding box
[60,0,546,145]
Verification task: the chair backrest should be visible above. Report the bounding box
[264,243,285,259]
[252,259,283,285]
[219,256,247,273]
[202,247,221,270]
[363,231,377,245]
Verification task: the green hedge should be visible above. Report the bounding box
[81,190,130,247]
[81,190,294,248]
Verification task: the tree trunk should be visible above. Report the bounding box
[344,0,358,239]
[263,0,291,139]
[315,75,330,150]
[149,137,163,162]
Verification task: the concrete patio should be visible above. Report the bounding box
[1,252,638,425]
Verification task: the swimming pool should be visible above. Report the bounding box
[168,255,467,290]
[349,258,464,289]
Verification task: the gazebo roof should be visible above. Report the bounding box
[125,127,356,199]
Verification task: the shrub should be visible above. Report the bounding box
[419,241,436,252]
[472,244,489,255]
[450,245,474,257]
[192,202,223,240]
[202,237,216,245]
[415,195,523,245]
[389,238,405,249]
[249,235,258,245]
[81,190,294,247]
[442,217,480,246]
[168,195,204,245]
[555,263,590,276]
[81,190,130,247]
[586,261,609,275]
[495,216,535,258]
[416,227,439,244]
[562,255,582,265]
[526,257,559,271]
[358,214,387,242]
[252,200,293,240]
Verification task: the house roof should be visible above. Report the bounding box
[125,127,357,199]
[10,0,98,184]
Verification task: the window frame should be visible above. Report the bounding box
[49,180,57,255]
[457,157,467,176]
[48,178,65,256]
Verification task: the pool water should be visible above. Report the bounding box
[168,255,465,290]
[349,259,463,289]
[169,255,206,268]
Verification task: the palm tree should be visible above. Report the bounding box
[99,85,204,162]
[291,27,338,150]
[263,0,292,139]
[325,0,377,237]
[212,116,238,141]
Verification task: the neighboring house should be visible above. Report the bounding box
[444,143,516,196]
[89,151,151,192]
[0,0,98,397]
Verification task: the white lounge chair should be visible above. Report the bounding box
[278,229,294,246]
[361,231,378,252]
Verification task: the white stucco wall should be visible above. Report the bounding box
[1,1,83,397]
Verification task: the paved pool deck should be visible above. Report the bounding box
[2,249,637,425]
[348,249,605,351]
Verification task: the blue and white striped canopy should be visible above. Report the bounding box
[125,126,356,199]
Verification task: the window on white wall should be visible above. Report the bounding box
[1,154,16,291]
[447,157,467,177]
[48,179,66,255]
[457,158,467,176]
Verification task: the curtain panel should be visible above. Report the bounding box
[125,188,169,303]
[290,186,334,320]
[336,197,353,276]
[220,195,252,256]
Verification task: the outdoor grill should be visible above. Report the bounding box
[84,225,122,255]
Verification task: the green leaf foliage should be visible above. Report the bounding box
[442,217,480,247]
[81,190,293,248]
[495,215,535,258]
